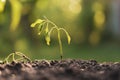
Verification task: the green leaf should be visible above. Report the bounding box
[37,24,43,35]
[45,34,50,45]
[38,24,43,31]
[59,28,71,44]
[67,34,71,44]
[31,19,44,27]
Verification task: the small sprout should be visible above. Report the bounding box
[3,52,31,63]
[31,17,71,59]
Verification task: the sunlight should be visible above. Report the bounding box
[57,0,82,15]
[69,0,82,14]
[94,11,105,28]
[92,1,105,29]
[1,0,6,2]
[0,0,6,12]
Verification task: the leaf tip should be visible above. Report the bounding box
[30,23,35,27]
[67,35,71,44]
[45,35,51,46]
[30,19,44,28]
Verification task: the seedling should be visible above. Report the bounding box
[31,17,71,59]
[3,52,31,64]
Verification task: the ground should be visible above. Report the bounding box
[0,59,120,80]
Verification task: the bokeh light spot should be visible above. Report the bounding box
[69,0,82,14]
[94,11,105,28]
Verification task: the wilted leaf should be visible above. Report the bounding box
[59,28,71,44]
[38,25,43,35]
[37,24,44,35]
[38,24,43,31]
[31,19,44,27]
[45,34,50,45]
[67,34,71,44]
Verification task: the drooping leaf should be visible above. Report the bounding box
[59,28,71,44]
[38,24,43,31]
[31,19,44,27]
[37,24,44,35]
[0,0,6,13]
[67,34,71,44]
[9,0,22,31]
[64,30,71,44]
[45,34,50,45]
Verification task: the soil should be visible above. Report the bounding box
[0,59,120,80]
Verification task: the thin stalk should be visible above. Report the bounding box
[45,19,58,29]
[48,27,57,35]
[45,18,64,59]
[12,53,15,61]
[4,53,13,63]
[59,28,69,35]
[58,31,63,60]
[3,52,31,63]
[15,52,31,62]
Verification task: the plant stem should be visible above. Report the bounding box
[46,19,58,28]
[12,53,15,61]
[15,52,31,62]
[46,18,64,59]
[58,30,63,60]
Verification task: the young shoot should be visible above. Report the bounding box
[31,17,71,59]
[3,52,31,64]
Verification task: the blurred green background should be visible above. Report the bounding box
[0,0,120,62]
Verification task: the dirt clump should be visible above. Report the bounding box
[0,59,120,80]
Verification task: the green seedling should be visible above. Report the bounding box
[3,52,31,64]
[31,17,71,59]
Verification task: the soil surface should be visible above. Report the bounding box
[0,59,120,80]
